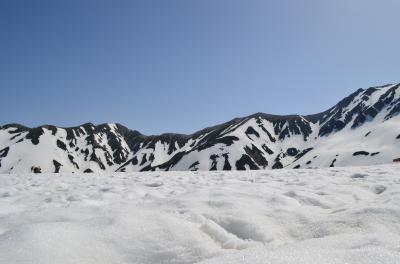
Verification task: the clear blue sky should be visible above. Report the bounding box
[1,0,399,135]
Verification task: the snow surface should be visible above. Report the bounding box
[0,165,400,263]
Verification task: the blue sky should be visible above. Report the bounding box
[1,0,399,135]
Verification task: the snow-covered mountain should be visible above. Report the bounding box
[1,83,400,173]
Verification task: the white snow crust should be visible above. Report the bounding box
[0,165,399,263]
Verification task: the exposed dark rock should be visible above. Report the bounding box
[318,89,365,136]
[131,156,138,165]
[104,151,113,166]
[155,151,187,171]
[210,154,218,170]
[269,116,313,141]
[371,152,380,156]
[90,152,105,170]
[0,147,9,168]
[140,154,147,166]
[244,144,268,168]
[81,149,89,161]
[56,140,67,151]
[353,151,370,156]
[294,148,313,162]
[10,133,21,140]
[0,147,9,158]
[115,156,139,172]
[272,161,283,169]
[26,127,44,145]
[262,144,274,155]
[287,148,299,156]
[83,168,93,173]
[275,152,286,162]
[196,136,239,151]
[140,165,155,172]
[68,155,79,169]
[31,166,41,173]
[245,126,260,139]
[3,124,29,134]
[257,123,276,142]
[222,153,231,170]
[189,161,199,171]
[43,125,57,135]
[53,160,62,173]
[149,153,155,162]
[236,154,259,170]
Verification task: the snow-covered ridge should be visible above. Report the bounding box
[1,83,400,173]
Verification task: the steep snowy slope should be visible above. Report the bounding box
[1,83,400,173]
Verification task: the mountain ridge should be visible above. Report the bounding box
[1,83,399,173]
[2,83,394,136]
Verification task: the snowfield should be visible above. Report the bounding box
[0,165,399,264]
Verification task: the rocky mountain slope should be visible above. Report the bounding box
[1,83,399,173]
